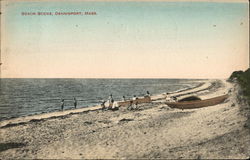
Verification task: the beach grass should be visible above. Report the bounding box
[229,68,250,104]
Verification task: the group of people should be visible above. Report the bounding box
[60,91,151,111]
[60,97,77,111]
[100,94,118,111]
[101,91,151,111]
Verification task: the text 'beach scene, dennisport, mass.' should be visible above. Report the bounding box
[0,0,249,159]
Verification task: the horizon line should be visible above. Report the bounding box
[1,0,248,3]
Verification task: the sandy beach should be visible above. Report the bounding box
[0,79,249,159]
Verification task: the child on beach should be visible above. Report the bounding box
[133,101,138,110]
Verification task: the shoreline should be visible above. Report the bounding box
[0,79,249,159]
[0,80,211,128]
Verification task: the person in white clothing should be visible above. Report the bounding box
[132,95,137,100]
[112,101,119,109]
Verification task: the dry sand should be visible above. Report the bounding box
[0,79,249,159]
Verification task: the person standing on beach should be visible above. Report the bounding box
[132,95,138,110]
[108,94,114,108]
[73,97,77,109]
[128,100,133,110]
[133,101,138,110]
[61,99,64,111]
[122,96,126,101]
[146,91,150,97]
[166,93,172,101]
[108,94,113,103]
[112,101,119,110]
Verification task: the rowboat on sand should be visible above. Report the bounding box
[165,94,229,109]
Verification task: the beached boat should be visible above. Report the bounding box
[117,96,151,106]
[165,94,229,109]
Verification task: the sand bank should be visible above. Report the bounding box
[0,79,249,159]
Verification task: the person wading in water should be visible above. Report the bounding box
[73,97,77,109]
[61,99,65,111]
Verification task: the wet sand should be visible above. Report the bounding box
[0,79,249,159]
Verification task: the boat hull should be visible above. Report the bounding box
[165,94,229,109]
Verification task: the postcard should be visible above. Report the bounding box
[0,0,249,159]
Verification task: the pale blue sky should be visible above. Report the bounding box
[1,1,249,78]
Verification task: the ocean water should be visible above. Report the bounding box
[0,79,201,120]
